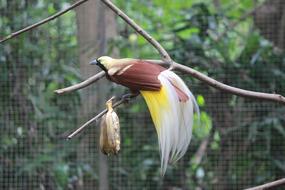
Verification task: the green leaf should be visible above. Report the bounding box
[53,163,69,187]
[193,112,212,139]
[210,131,220,150]
[197,94,205,107]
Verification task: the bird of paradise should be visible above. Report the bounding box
[90,56,199,174]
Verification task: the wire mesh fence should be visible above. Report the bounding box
[0,0,285,189]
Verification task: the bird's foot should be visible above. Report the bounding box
[121,92,139,102]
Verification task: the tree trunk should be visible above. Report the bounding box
[75,0,117,189]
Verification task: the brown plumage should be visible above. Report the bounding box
[94,57,188,101]
[108,60,165,91]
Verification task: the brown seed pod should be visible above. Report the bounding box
[99,97,120,155]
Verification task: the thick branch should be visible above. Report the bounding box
[245,178,285,190]
[142,60,285,105]
[54,71,105,94]
[55,62,285,105]
[0,0,89,43]
[172,62,285,105]
[100,0,172,64]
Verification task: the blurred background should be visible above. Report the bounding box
[0,0,285,189]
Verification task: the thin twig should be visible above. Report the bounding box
[100,0,172,64]
[245,178,285,190]
[0,0,89,43]
[67,93,137,139]
[67,99,124,139]
[54,71,105,94]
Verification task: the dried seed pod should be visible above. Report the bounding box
[99,97,120,155]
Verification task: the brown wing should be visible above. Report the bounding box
[109,60,166,91]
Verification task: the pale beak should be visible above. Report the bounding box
[90,59,98,65]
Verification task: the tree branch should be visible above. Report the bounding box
[11,0,276,137]
[54,71,105,94]
[56,60,285,104]
[53,60,168,95]
[61,56,285,139]
[5,0,282,105]
[172,62,285,105]
[245,178,285,190]
[138,60,285,105]
[0,0,89,43]
[67,93,137,139]
[100,0,172,64]
[52,2,285,142]
[98,0,285,105]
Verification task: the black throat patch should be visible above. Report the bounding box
[96,60,108,73]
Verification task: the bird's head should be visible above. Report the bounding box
[90,56,114,72]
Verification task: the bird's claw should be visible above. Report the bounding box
[122,92,139,102]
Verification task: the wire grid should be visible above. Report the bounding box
[1,0,285,190]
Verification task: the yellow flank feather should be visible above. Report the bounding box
[140,86,170,132]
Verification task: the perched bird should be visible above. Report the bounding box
[91,56,199,174]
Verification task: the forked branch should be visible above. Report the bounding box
[2,0,284,105]
[54,0,285,105]
[56,61,285,105]
[5,2,282,189]
[101,0,172,64]
[2,0,284,138]
[99,0,285,105]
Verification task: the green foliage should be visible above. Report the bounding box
[193,112,212,139]
[1,0,285,189]
[0,1,85,189]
